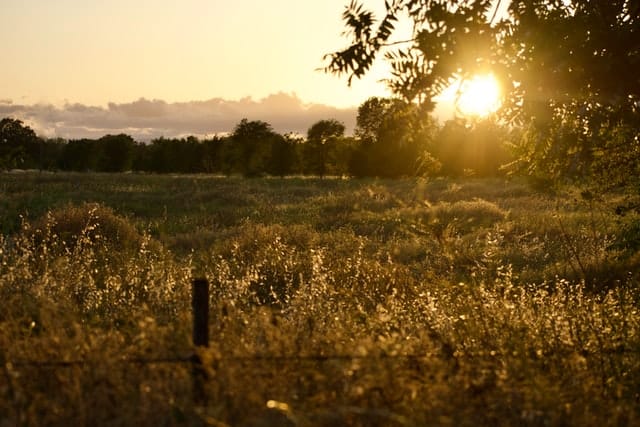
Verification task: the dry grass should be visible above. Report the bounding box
[1,172,639,426]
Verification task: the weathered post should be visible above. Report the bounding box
[192,278,209,405]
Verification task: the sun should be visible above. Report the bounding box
[455,74,502,117]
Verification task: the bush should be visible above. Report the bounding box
[27,202,150,253]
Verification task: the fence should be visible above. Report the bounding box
[7,278,213,404]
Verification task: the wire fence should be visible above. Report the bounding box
[7,347,638,368]
[4,278,638,403]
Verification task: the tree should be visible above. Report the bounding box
[132,141,152,172]
[97,134,136,172]
[41,138,66,171]
[348,98,387,177]
[350,97,438,177]
[324,0,640,183]
[354,97,395,144]
[148,137,173,173]
[0,118,41,169]
[230,119,280,177]
[305,119,346,177]
[433,117,510,176]
[308,119,346,142]
[60,139,99,171]
[201,136,226,173]
[267,134,297,177]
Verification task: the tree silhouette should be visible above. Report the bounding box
[201,136,225,174]
[60,139,98,171]
[231,119,278,177]
[98,134,136,172]
[0,118,41,169]
[305,119,346,178]
[432,117,509,177]
[267,134,297,177]
[351,97,438,177]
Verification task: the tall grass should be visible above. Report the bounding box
[1,172,639,426]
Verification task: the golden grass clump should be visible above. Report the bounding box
[27,202,151,253]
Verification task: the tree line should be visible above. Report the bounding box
[0,97,512,178]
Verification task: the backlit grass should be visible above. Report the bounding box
[1,172,639,426]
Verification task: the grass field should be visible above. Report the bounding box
[1,172,639,426]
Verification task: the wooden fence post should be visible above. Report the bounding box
[192,278,209,405]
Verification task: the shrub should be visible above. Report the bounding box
[27,202,150,253]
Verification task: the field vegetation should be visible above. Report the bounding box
[1,171,639,426]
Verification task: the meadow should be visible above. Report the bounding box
[1,171,639,426]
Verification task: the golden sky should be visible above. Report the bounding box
[2,0,502,139]
[0,0,393,109]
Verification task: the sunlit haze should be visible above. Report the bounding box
[0,0,390,109]
[449,74,502,117]
[0,0,468,138]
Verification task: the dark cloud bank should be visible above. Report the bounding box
[0,93,357,141]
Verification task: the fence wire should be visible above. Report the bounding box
[6,346,638,369]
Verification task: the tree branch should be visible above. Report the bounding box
[489,0,503,25]
[380,38,416,47]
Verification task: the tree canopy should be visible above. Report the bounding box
[305,119,347,177]
[0,118,40,169]
[325,0,640,183]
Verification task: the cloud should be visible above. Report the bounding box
[0,93,357,141]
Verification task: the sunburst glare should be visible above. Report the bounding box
[455,74,502,117]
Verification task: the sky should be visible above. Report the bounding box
[1,0,415,139]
